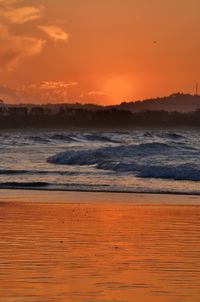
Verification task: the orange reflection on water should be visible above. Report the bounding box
[0,197,200,302]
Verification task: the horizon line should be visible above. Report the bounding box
[0,92,199,107]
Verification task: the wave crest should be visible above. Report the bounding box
[47,141,200,181]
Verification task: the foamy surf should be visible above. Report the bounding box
[0,129,199,194]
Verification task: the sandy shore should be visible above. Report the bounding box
[1,189,200,205]
[0,190,200,302]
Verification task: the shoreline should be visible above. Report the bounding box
[0,186,200,196]
[1,189,200,205]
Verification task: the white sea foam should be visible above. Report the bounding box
[47,140,200,181]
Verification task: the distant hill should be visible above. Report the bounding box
[116,93,200,113]
[1,93,200,113]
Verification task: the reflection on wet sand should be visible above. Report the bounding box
[0,195,200,302]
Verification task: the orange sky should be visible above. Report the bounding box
[0,0,200,105]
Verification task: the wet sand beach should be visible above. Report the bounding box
[0,190,200,302]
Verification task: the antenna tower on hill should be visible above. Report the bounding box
[195,82,199,96]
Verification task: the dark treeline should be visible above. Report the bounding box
[0,105,200,128]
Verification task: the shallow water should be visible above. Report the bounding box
[0,129,199,194]
[0,195,200,302]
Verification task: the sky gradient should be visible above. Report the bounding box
[0,0,200,104]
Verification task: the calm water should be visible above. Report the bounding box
[0,192,200,302]
[0,129,199,194]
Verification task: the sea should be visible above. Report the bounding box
[0,129,199,195]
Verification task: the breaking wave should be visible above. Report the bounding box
[47,142,174,165]
[1,129,199,194]
[47,141,200,181]
[137,165,200,181]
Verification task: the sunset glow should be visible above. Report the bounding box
[99,74,135,104]
[1,2,200,302]
[0,0,200,104]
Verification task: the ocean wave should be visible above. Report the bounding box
[47,142,200,181]
[136,142,172,151]
[164,133,184,140]
[97,162,200,181]
[144,131,184,140]
[47,142,174,165]
[137,165,200,181]
[0,182,49,188]
[1,130,199,194]
[48,149,107,165]
[0,181,199,195]
[28,132,118,144]
[0,169,76,176]
[81,133,118,143]
[158,132,184,140]
[49,134,76,142]
[29,136,51,144]
[0,182,109,191]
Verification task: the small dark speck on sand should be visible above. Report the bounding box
[60,241,63,244]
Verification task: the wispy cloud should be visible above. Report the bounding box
[88,91,107,96]
[38,25,69,42]
[0,0,22,6]
[0,81,78,103]
[40,81,77,90]
[3,5,45,24]
[0,24,45,71]
[0,1,70,72]
[22,81,78,103]
[79,91,110,104]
